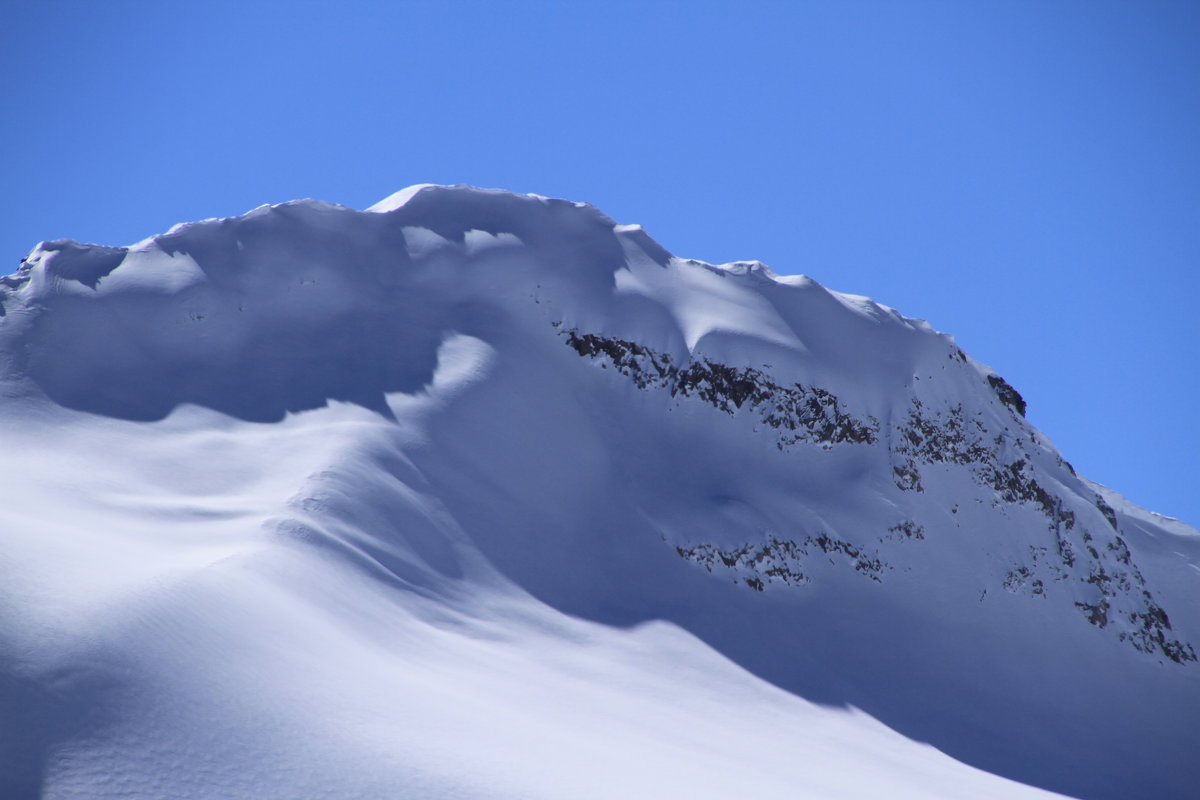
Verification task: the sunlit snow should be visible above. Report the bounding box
[1,185,1196,800]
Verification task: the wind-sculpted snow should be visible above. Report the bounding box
[1,184,1197,800]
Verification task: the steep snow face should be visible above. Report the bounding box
[0,185,1196,800]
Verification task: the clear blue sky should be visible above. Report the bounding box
[3,1,1197,525]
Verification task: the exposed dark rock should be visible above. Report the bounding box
[987,374,1027,417]
[562,329,878,449]
[892,464,923,492]
[888,521,925,540]
[1095,494,1119,530]
[1076,599,1110,628]
[1122,602,1198,663]
[673,532,889,589]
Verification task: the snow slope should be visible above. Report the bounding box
[1,185,1196,799]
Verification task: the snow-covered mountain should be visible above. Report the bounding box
[1,185,1196,800]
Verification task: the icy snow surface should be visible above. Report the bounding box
[1,185,1197,799]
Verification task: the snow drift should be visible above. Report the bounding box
[1,185,1196,799]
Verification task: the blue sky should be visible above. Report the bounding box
[3,1,1197,525]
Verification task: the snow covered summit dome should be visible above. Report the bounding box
[0,186,1197,800]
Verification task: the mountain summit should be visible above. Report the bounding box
[1,186,1196,800]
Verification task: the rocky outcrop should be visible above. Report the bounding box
[561,325,1196,664]
[673,532,890,590]
[561,329,878,448]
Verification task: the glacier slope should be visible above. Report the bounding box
[1,185,1196,799]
